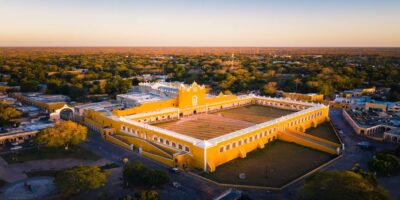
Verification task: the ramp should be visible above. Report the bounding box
[279,130,339,155]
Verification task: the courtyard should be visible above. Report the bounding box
[306,121,340,143]
[154,105,295,140]
[212,104,295,124]
[201,140,335,187]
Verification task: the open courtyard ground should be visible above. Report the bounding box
[154,105,295,140]
[212,105,295,124]
[306,121,340,143]
[201,141,335,187]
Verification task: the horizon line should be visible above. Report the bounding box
[1,46,400,48]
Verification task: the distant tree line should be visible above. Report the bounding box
[0,53,399,101]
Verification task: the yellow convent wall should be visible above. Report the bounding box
[81,82,337,173]
[112,98,178,116]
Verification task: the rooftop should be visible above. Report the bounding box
[346,109,400,128]
[386,128,400,136]
[19,93,70,104]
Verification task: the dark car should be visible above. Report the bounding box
[357,141,376,151]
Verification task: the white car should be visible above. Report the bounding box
[10,146,22,150]
[172,181,181,188]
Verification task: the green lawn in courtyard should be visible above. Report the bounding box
[306,121,340,143]
[1,146,101,164]
[201,141,335,187]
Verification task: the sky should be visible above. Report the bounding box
[0,0,399,47]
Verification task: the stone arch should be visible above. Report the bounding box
[50,105,74,121]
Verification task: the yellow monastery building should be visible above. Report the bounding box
[76,82,340,172]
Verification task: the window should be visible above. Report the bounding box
[153,136,158,141]
[172,142,176,148]
[226,144,231,150]
[122,126,126,131]
[178,144,183,150]
[244,138,248,143]
[232,142,236,148]
[185,146,190,152]
[166,140,170,145]
[160,138,164,143]
[255,135,258,140]
[238,140,242,146]
[249,137,253,142]
[219,146,224,153]
[259,133,262,138]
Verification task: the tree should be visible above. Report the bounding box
[133,191,160,200]
[351,163,377,185]
[55,166,108,196]
[368,152,400,176]
[20,79,39,92]
[293,78,301,92]
[263,82,277,96]
[34,121,87,149]
[0,103,21,126]
[105,76,132,97]
[123,161,169,187]
[298,170,393,200]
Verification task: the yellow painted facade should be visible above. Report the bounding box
[11,93,67,112]
[282,92,324,102]
[82,82,338,172]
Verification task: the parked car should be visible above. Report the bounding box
[169,167,180,174]
[172,181,181,188]
[11,142,20,146]
[10,146,23,150]
[357,141,376,151]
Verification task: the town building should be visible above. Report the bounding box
[10,93,70,113]
[0,121,54,146]
[279,91,324,102]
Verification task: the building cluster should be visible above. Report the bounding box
[334,88,400,143]
[0,92,68,147]
[116,82,179,108]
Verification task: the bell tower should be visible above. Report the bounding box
[177,82,206,108]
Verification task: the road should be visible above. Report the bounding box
[78,108,399,200]
[79,133,225,200]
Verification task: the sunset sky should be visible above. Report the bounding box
[1,0,399,47]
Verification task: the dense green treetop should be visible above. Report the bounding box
[55,165,108,197]
[298,170,393,200]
